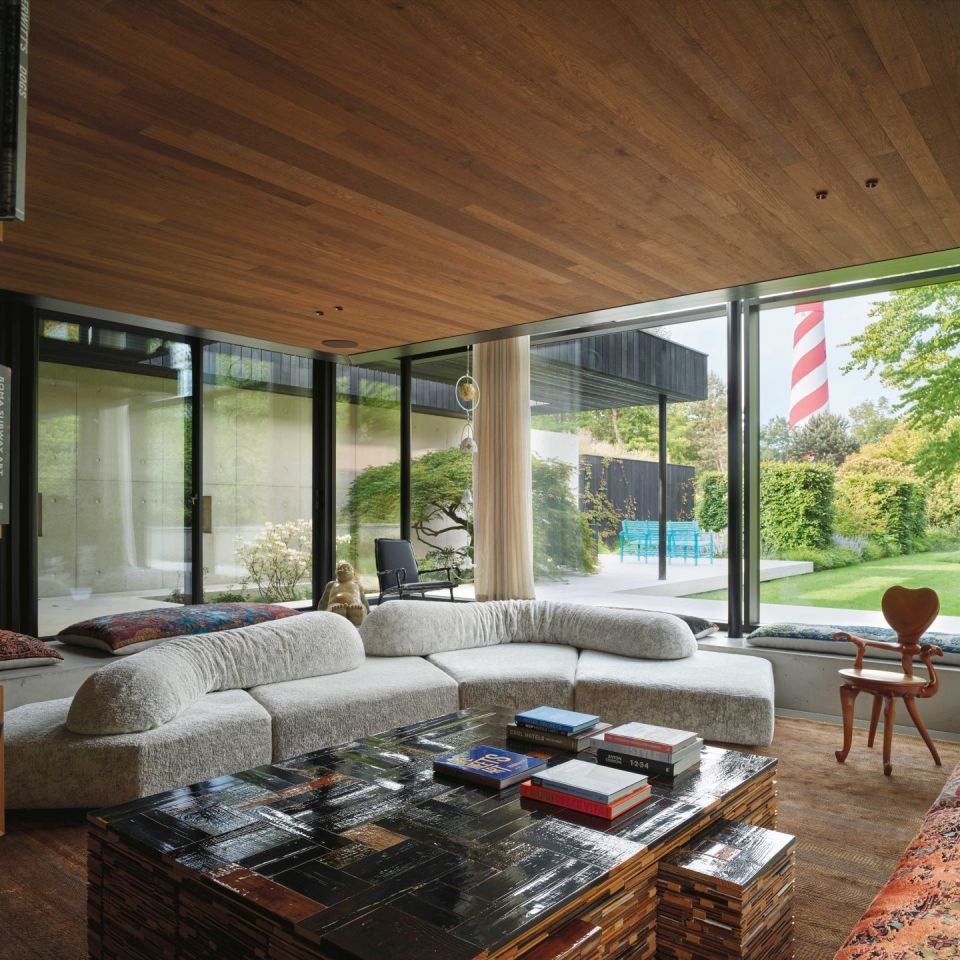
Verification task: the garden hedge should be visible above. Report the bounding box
[696,471,728,532]
[759,461,835,551]
[837,471,926,552]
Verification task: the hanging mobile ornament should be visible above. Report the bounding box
[456,348,480,455]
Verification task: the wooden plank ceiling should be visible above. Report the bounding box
[2,0,960,353]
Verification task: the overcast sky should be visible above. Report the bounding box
[661,292,898,424]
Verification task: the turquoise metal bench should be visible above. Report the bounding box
[618,519,714,564]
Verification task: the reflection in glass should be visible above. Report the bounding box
[336,362,402,594]
[37,316,192,635]
[528,319,728,619]
[202,344,313,603]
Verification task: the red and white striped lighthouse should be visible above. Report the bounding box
[789,302,829,428]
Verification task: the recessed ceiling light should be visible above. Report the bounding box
[322,338,359,350]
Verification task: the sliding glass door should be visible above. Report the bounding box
[202,344,313,604]
[37,317,193,634]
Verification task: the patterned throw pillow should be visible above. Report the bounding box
[57,602,300,655]
[0,630,65,670]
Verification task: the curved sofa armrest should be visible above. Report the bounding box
[67,612,364,735]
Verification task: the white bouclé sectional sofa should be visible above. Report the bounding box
[3,601,774,809]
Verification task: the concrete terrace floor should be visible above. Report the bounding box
[459,553,960,632]
[38,552,960,635]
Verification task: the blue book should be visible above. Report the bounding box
[515,706,601,736]
[433,745,547,790]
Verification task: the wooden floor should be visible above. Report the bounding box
[0,717,956,960]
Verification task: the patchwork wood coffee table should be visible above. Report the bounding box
[88,707,780,959]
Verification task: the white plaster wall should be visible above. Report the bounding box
[532,428,580,500]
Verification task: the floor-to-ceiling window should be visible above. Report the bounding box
[335,361,402,594]
[202,344,313,604]
[411,352,474,584]
[745,284,960,628]
[37,316,193,634]
[527,318,729,622]
[25,272,960,635]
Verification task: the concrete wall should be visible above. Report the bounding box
[37,364,315,598]
[38,369,588,600]
[202,385,312,587]
[38,363,188,599]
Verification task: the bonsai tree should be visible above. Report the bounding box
[343,448,596,578]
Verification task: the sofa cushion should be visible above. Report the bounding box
[5,690,272,809]
[0,630,64,670]
[574,649,775,746]
[66,611,364,735]
[249,656,459,760]
[747,622,960,666]
[360,601,516,656]
[427,643,578,711]
[57,602,300,655]
[360,600,696,659]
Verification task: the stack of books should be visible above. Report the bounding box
[520,758,650,819]
[508,706,611,752]
[592,722,703,779]
[657,819,796,960]
[433,745,547,790]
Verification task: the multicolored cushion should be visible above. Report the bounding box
[0,630,64,670]
[57,603,300,655]
[834,804,960,958]
[747,622,960,666]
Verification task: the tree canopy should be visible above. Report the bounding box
[784,412,859,467]
[845,281,960,478]
[848,398,898,447]
[340,446,473,552]
[342,448,595,576]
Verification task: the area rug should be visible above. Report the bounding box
[0,717,957,959]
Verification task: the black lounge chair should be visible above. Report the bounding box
[374,538,458,601]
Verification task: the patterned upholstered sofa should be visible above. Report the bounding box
[4,600,774,809]
[834,761,960,958]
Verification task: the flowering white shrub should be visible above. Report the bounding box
[234,519,312,602]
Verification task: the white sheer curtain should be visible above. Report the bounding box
[473,336,535,600]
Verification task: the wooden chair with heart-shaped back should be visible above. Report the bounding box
[834,585,944,776]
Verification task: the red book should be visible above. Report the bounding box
[520,781,651,820]
[602,722,697,755]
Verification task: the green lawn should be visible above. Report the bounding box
[689,549,960,615]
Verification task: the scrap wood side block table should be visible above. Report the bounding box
[87,707,784,960]
[835,585,944,777]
